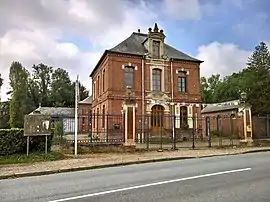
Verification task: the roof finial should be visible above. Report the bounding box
[154,23,159,32]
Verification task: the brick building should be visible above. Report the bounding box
[201,100,253,142]
[90,23,203,138]
[78,96,92,134]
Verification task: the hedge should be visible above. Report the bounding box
[0,129,52,156]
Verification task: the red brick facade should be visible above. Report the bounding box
[201,109,245,139]
[78,97,92,134]
[90,24,203,136]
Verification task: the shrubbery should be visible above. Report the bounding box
[0,129,52,156]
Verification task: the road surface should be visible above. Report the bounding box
[0,152,269,202]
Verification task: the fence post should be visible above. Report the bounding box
[89,112,93,143]
[192,117,195,149]
[266,114,270,138]
[207,117,211,148]
[106,114,109,143]
[146,116,149,150]
[173,114,176,150]
[230,115,234,146]
[159,113,163,151]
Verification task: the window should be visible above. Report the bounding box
[178,71,187,93]
[152,40,160,58]
[102,105,105,128]
[152,68,161,91]
[96,108,99,129]
[151,105,164,127]
[82,117,85,125]
[93,83,95,99]
[217,115,221,132]
[124,66,134,88]
[102,69,105,92]
[93,110,95,128]
[97,76,100,96]
[180,106,188,128]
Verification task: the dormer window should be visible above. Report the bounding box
[152,40,160,58]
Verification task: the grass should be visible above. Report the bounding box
[0,152,66,165]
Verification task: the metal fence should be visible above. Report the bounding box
[134,115,241,150]
[50,113,270,150]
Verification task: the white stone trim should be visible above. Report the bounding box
[146,102,170,113]
[150,66,165,92]
[176,69,189,75]
[122,64,138,70]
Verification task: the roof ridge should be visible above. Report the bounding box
[132,32,148,37]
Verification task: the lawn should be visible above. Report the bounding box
[0,152,66,165]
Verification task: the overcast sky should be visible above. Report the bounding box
[0,0,269,101]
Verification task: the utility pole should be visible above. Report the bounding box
[74,75,79,156]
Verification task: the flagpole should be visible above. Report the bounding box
[74,75,79,156]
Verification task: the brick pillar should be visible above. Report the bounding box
[122,103,136,147]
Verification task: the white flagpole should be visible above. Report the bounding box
[74,75,79,156]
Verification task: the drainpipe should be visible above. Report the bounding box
[170,58,174,103]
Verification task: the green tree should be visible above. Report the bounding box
[244,42,270,115]
[32,63,53,106]
[51,68,73,107]
[72,81,89,104]
[213,73,245,102]
[27,78,40,109]
[9,62,31,128]
[0,73,3,88]
[0,101,10,129]
[201,74,222,103]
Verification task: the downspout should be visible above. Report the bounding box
[170,58,174,102]
[141,55,145,140]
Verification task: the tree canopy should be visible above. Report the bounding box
[0,74,3,88]
[6,62,89,128]
[201,41,270,115]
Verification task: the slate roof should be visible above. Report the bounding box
[29,107,75,117]
[79,96,92,104]
[109,32,202,62]
[90,30,203,77]
[201,100,241,114]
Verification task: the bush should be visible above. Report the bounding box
[0,129,52,156]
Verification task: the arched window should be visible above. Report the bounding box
[93,109,95,128]
[102,69,105,92]
[97,76,100,96]
[216,115,221,132]
[178,71,187,93]
[151,105,164,128]
[180,106,188,128]
[102,105,105,128]
[124,66,134,88]
[152,68,161,91]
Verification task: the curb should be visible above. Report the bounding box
[1,149,269,180]
[241,148,270,154]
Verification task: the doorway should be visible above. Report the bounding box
[151,105,164,131]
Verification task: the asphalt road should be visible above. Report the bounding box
[0,152,269,202]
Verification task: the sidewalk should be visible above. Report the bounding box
[1,147,270,180]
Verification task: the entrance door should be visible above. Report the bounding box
[151,105,164,131]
